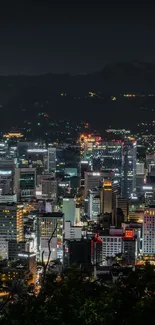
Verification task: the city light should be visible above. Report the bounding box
[27,149,47,153]
[92,173,100,176]
[0,170,12,175]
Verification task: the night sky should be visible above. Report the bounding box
[0,1,154,75]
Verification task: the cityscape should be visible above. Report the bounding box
[1,2,155,324]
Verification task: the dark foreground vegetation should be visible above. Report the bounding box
[1,264,155,325]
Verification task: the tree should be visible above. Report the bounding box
[1,264,155,325]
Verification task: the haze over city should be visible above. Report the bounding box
[0,2,155,325]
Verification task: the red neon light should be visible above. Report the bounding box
[93,234,102,243]
[125,230,134,239]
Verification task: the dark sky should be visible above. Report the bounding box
[0,1,155,74]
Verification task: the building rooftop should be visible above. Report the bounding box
[38,212,64,219]
[0,202,15,206]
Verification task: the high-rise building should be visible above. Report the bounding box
[136,162,145,194]
[0,142,8,158]
[122,140,137,199]
[63,197,76,226]
[136,162,144,175]
[47,147,56,175]
[143,206,155,255]
[15,168,36,199]
[92,141,123,188]
[64,221,82,240]
[117,197,128,221]
[64,239,92,267]
[26,147,47,173]
[100,179,113,214]
[37,212,63,261]
[84,172,104,198]
[18,252,37,284]
[37,175,57,200]
[0,203,23,259]
[8,240,26,261]
[88,189,100,221]
[42,178,57,200]
[80,160,91,187]
[101,235,122,264]
[122,229,137,266]
[0,159,15,195]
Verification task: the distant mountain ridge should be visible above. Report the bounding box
[1,61,155,132]
[0,61,155,95]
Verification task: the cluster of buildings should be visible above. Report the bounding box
[0,130,155,295]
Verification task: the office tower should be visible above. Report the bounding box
[26,147,47,173]
[136,162,144,175]
[88,189,100,221]
[15,168,36,199]
[47,147,56,175]
[122,140,137,199]
[100,179,113,214]
[92,141,123,188]
[9,146,17,159]
[0,253,36,286]
[80,160,91,187]
[122,229,137,266]
[146,154,155,174]
[18,252,37,284]
[64,239,92,267]
[25,232,37,254]
[101,235,122,265]
[37,212,63,261]
[136,162,144,194]
[0,194,17,204]
[143,207,155,255]
[63,197,76,226]
[122,224,142,257]
[57,179,71,197]
[142,185,155,205]
[8,240,26,261]
[0,142,8,158]
[17,141,30,159]
[117,197,128,221]
[37,175,57,200]
[84,172,104,198]
[0,203,23,259]
[0,159,15,195]
[55,147,64,175]
[64,221,82,240]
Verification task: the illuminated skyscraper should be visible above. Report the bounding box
[63,197,76,226]
[100,179,113,214]
[122,140,137,199]
[37,212,63,261]
[92,141,123,189]
[117,197,128,221]
[47,147,56,175]
[143,206,155,255]
[88,189,100,221]
[84,172,104,198]
[0,203,23,259]
[15,168,36,199]
[37,175,57,200]
[80,160,91,188]
[136,162,145,194]
[0,160,15,195]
